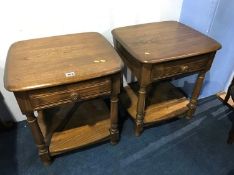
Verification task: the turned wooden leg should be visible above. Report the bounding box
[26,112,51,165]
[110,95,119,144]
[110,74,120,144]
[187,71,206,119]
[135,86,146,136]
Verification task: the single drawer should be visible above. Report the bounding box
[151,54,210,81]
[28,78,111,110]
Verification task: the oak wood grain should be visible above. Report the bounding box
[112,21,221,64]
[5,32,123,92]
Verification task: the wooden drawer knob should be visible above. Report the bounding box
[70,92,79,101]
[181,65,189,71]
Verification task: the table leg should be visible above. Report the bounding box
[110,95,119,144]
[135,86,146,136]
[110,75,120,144]
[26,112,51,165]
[187,71,206,119]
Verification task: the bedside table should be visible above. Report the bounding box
[4,32,123,164]
[112,21,221,136]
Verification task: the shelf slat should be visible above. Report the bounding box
[121,82,189,124]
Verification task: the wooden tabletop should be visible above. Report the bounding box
[112,21,221,64]
[4,32,123,92]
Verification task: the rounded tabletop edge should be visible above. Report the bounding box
[4,67,123,92]
[111,21,222,64]
[9,32,103,48]
[112,34,221,64]
[4,32,123,92]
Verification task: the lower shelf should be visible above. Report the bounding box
[39,99,111,156]
[121,81,189,124]
[49,119,110,156]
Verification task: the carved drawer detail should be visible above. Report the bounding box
[28,78,111,110]
[151,54,210,81]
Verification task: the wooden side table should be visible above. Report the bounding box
[4,32,123,164]
[112,21,221,136]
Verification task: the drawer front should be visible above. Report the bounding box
[29,78,111,110]
[151,54,210,81]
